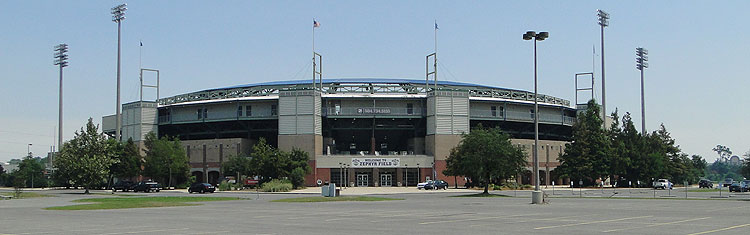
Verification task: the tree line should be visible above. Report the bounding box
[0,118,311,193]
[556,100,711,187]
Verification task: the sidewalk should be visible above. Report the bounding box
[289,186,477,195]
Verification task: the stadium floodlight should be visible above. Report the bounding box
[53,43,68,157]
[112,3,126,141]
[597,9,610,128]
[523,30,549,204]
[597,9,609,27]
[636,47,649,134]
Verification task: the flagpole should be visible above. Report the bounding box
[434,20,438,90]
[312,19,315,89]
[139,40,142,69]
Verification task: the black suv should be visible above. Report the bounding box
[132,181,162,193]
[112,181,134,192]
[188,183,216,193]
[424,180,449,190]
[698,179,713,189]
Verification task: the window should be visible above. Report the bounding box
[498,106,504,117]
[530,109,535,119]
[271,104,277,115]
[237,106,243,117]
[197,108,202,120]
[246,105,252,117]
[203,108,208,119]
[407,103,414,115]
[491,106,497,117]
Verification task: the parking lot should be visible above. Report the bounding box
[1,188,749,235]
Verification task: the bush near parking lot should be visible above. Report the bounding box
[260,179,293,192]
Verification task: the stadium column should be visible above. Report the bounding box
[426,90,469,185]
[278,90,323,187]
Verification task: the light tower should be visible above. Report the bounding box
[597,9,609,127]
[636,47,649,134]
[53,43,68,154]
[523,30,549,204]
[112,3,127,141]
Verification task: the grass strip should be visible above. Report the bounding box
[451,193,511,198]
[271,196,402,202]
[1,192,54,199]
[45,196,240,210]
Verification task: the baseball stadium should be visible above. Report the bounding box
[104,77,577,187]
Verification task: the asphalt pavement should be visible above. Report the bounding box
[1,187,749,235]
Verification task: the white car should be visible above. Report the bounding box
[653,179,673,190]
[417,180,433,190]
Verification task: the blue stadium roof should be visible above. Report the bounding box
[204,78,508,92]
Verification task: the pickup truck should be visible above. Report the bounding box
[653,179,672,190]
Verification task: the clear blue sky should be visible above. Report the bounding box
[1,1,748,163]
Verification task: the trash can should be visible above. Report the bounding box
[321,185,330,197]
[335,188,340,197]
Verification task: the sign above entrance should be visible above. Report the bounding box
[351,158,400,168]
[357,108,391,114]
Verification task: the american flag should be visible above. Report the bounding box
[313,20,320,28]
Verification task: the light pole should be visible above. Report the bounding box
[523,30,549,204]
[597,9,609,128]
[636,47,649,134]
[27,143,32,157]
[416,163,420,182]
[112,3,127,141]
[53,44,68,155]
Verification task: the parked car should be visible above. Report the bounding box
[417,180,433,190]
[188,183,216,193]
[424,180,449,190]
[740,180,750,192]
[698,179,713,189]
[723,178,734,187]
[729,182,742,192]
[653,179,672,190]
[112,181,134,192]
[132,181,162,193]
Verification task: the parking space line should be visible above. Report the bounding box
[470,215,581,227]
[533,215,652,230]
[602,217,710,233]
[94,228,190,235]
[419,213,540,225]
[687,223,750,235]
[370,212,474,223]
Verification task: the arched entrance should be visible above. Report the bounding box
[208,171,220,186]
[192,171,204,183]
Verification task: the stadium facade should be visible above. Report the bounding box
[103,78,577,187]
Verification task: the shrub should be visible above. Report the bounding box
[218,181,232,191]
[260,179,293,192]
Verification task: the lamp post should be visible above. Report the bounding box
[417,163,420,182]
[112,3,127,141]
[27,143,32,157]
[636,47,649,134]
[597,9,609,128]
[523,30,549,204]
[53,44,68,154]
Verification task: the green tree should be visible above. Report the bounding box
[143,132,189,188]
[221,155,253,180]
[109,138,142,181]
[443,124,527,194]
[712,145,732,162]
[741,150,750,178]
[246,139,311,189]
[557,100,610,186]
[54,118,117,194]
[286,148,312,189]
[13,156,46,188]
[607,109,630,186]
